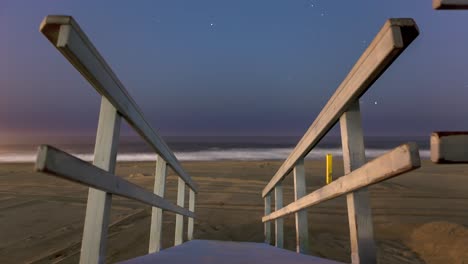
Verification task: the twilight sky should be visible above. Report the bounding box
[1,1,468,143]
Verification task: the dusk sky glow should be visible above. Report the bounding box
[1,1,468,143]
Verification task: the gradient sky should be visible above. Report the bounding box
[1,1,468,143]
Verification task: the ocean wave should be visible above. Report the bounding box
[0,148,431,163]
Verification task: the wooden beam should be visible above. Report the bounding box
[149,156,167,253]
[264,194,271,244]
[187,189,195,241]
[431,132,468,163]
[262,143,420,222]
[340,102,375,264]
[433,0,468,9]
[79,97,120,264]
[262,18,419,198]
[274,184,284,248]
[174,178,185,246]
[35,145,195,218]
[39,15,198,193]
[293,158,309,254]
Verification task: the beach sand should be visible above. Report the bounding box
[0,159,467,263]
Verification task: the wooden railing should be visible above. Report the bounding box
[36,15,198,264]
[430,132,468,163]
[261,18,421,264]
[431,1,468,163]
[433,0,468,9]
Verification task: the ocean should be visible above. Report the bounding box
[0,136,431,163]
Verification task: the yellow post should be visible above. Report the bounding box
[326,154,333,184]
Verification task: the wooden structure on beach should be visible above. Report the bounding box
[31,1,468,264]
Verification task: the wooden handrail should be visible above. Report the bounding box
[262,143,420,222]
[262,18,419,198]
[35,145,195,218]
[430,132,468,163]
[433,0,468,9]
[39,15,198,193]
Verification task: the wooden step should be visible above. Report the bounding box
[119,240,343,264]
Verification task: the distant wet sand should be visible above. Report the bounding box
[0,160,467,263]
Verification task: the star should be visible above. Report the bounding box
[374,101,378,105]
[210,23,214,27]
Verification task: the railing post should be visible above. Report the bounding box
[274,184,283,248]
[187,189,195,240]
[174,177,185,245]
[80,97,121,264]
[149,155,167,253]
[340,101,376,264]
[293,158,309,254]
[264,194,271,244]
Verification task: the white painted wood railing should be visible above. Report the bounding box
[433,0,468,9]
[430,2,468,164]
[430,132,468,163]
[262,19,421,264]
[36,15,198,264]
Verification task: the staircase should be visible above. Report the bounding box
[119,240,343,264]
[32,1,468,263]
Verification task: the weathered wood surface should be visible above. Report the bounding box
[262,18,419,198]
[262,143,420,222]
[274,184,283,248]
[264,194,271,244]
[80,97,120,264]
[188,189,195,241]
[174,178,185,246]
[39,15,198,193]
[431,132,468,163]
[35,145,195,218]
[433,0,468,9]
[340,102,375,264]
[293,158,309,254]
[149,156,167,253]
[120,240,344,264]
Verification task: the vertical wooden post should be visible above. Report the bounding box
[293,158,309,254]
[187,189,195,241]
[148,155,167,253]
[174,177,185,246]
[264,194,271,244]
[80,97,121,264]
[274,184,283,248]
[340,101,376,264]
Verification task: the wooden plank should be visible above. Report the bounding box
[188,189,195,241]
[121,240,346,264]
[433,0,468,9]
[262,18,419,198]
[35,145,195,218]
[264,194,271,244]
[431,132,468,163]
[174,178,185,246]
[293,158,309,254]
[274,184,284,248]
[80,97,120,264]
[39,15,198,193]
[149,156,167,253]
[340,102,375,264]
[262,143,420,222]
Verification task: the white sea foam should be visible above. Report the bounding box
[0,148,431,163]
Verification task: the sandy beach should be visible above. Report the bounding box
[0,159,467,264]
